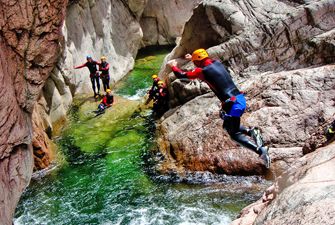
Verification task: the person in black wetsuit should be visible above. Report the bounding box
[145,74,160,105]
[167,48,270,168]
[152,80,169,117]
[74,55,101,98]
[99,56,111,92]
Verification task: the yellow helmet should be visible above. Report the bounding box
[106,89,112,93]
[101,56,107,61]
[191,49,209,61]
[158,81,164,85]
[152,74,158,79]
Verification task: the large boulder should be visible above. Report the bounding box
[0,0,67,224]
[158,65,334,175]
[157,93,267,175]
[244,65,335,147]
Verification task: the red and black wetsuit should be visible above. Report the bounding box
[75,61,101,95]
[172,58,261,155]
[99,62,110,91]
[171,58,240,102]
[98,94,114,111]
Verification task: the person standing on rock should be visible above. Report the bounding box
[74,55,101,98]
[167,48,271,168]
[99,56,111,92]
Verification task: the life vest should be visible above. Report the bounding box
[103,94,114,105]
[100,62,109,76]
[202,60,240,101]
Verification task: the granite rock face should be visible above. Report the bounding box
[63,0,143,94]
[163,0,335,77]
[0,0,67,224]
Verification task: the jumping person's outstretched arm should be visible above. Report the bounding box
[167,58,203,80]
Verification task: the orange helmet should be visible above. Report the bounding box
[191,49,209,61]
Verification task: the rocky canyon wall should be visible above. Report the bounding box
[31,0,145,165]
[0,0,68,224]
[158,0,335,174]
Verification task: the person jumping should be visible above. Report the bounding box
[167,48,271,168]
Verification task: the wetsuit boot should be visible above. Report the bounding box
[250,127,271,168]
[259,146,271,169]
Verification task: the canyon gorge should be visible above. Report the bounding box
[0,0,334,224]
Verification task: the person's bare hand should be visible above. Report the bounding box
[185,54,192,60]
[167,59,178,68]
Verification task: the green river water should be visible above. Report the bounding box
[14,47,267,225]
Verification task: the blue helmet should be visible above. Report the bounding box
[86,55,92,60]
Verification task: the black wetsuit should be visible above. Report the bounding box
[100,62,110,92]
[75,61,100,95]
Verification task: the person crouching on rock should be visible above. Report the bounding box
[152,80,169,117]
[97,89,114,113]
[99,56,111,92]
[145,74,160,105]
[74,55,101,98]
[167,48,271,168]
